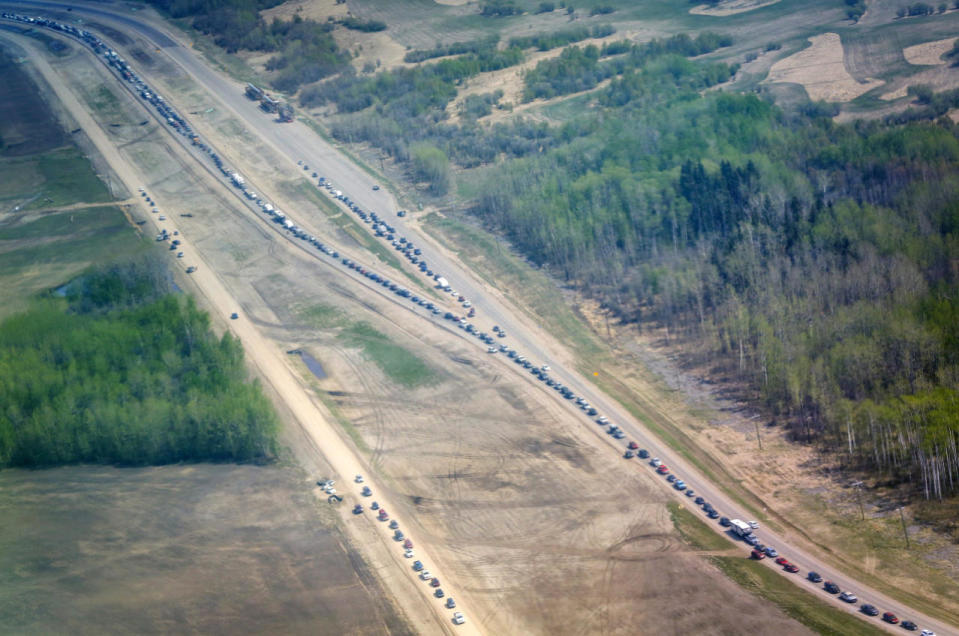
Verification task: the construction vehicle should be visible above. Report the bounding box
[278,103,294,122]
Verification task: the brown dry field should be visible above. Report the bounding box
[766,32,884,102]
[689,0,781,17]
[6,22,822,636]
[0,464,410,636]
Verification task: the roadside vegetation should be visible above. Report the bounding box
[0,257,279,467]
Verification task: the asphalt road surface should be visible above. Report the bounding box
[4,3,956,635]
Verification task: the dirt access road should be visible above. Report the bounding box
[33,5,953,635]
[0,25,474,636]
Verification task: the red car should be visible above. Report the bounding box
[750,549,765,560]
[430,578,441,588]
[403,539,413,549]
[783,564,800,573]
[656,465,669,474]
[882,612,899,624]
[627,441,639,450]
[774,557,789,565]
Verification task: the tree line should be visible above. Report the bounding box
[0,258,278,467]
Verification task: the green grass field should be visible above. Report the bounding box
[0,206,146,319]
[301,303,437,388]
[0,147,113,211]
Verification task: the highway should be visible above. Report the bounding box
[4,3,956,635]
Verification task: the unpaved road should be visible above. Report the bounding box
[4,4,957,635]
[0,27,477,636]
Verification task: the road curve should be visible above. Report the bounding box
[6,3,956,635]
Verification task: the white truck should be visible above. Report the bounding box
[435,277,449,289]
[730,519,752,538]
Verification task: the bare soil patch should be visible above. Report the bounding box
[446,30,641,123]
[766,33,883,102]
[690,0,781,16]
[904,37,955,65]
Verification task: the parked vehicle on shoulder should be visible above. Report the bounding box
[656,465,669,474]
[446,597,456,609]
[839,591,858,603]
[452,612,466,625]
[784,563,799,573]
[750,549,765,560]
[807,571,822,583]
[881,612,898,624]
[823,581,840,594]
[412,560,423,571]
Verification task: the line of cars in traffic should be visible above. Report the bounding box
[620,439,937,633]
[21,12,940,632]
[349,475,466,626]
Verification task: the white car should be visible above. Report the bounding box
[419,571,432,581]
[650,458,662,467]
[452,612,466,625]
[158,215,166,221]
[355,474,364,483]
[920,631,935,636]
[748,520,760,529]
[404,549,415,558]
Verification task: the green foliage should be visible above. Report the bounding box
[589,5,615,15]
[0,259,278,467]
[536,2,556,13]
[480,0,521,16]
[460,90,504,120]
[522,32,734,101]
[411,143,451,194]
[404,36,499,63]
[509,24,615,51]
[340,17,387,32]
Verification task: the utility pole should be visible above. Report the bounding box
[748,415,762,451]
[899,507,910,549]
[851,481,864,521]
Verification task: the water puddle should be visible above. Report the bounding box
[290,349,327,379]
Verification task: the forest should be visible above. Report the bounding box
[471,79,959,502]
[0,258,279,467]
